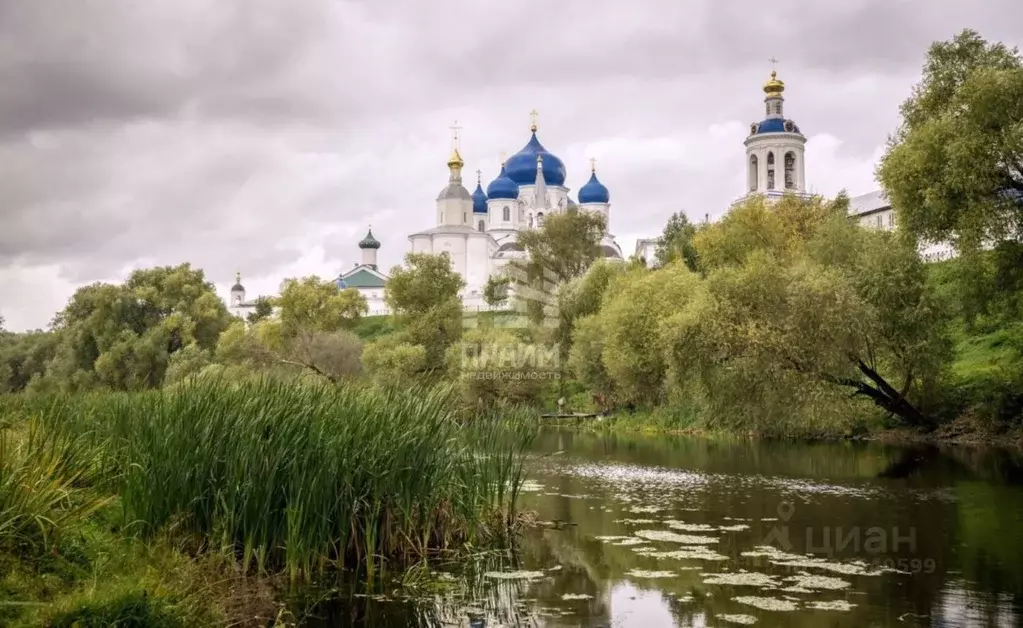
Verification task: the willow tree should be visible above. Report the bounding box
[879,30,1023,247]
[664,196,949,429]
[44,264,232,391]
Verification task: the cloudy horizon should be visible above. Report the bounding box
[1,0,1020,331]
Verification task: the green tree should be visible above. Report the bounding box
[275,276,367,336]
[163,343,214,387]
[599,263,703,407]
[445,326,546,409]
[556,260,626,362]
[0,330,59,393]
[385,252,466,372]
[214,318,363,384]
[654,212,700,271]
[516,208,607,283]
[361,335,427,389]
[246,296,274,324]
[482,275,511,308]
[46,264,231,391]
[878,30,1023,246]
[665,197,951,429]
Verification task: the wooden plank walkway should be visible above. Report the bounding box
[540,412,603,420]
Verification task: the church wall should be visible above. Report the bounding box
[410,235,433,255]
[438,197,472,226]
[489,200,518,230]
[433,234,469,278]
[464,235,491,290]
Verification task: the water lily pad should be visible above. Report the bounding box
[717,614,759,625]
[734,596,799,611]
[784,573,851,590]
[628,505,664,513]
[635,547,729,561]
[625,569,677,578]
[635,529,719,544]
[484,570,547,580]
[665,520,716,532]
[806,600,857,611]
[703,571,780,587]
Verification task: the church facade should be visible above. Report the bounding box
[408,115,623,307]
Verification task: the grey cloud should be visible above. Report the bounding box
[0,0,1020,330]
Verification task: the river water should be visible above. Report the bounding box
[304,427,1023,627]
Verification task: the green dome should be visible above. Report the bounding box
[358,228,380,249]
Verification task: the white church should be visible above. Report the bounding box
[408,113,623,308]
[227,66,957,318]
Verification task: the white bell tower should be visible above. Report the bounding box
[743,60,807,200]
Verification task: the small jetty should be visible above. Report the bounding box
[540,412,604,420]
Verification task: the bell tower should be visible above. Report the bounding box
[743,60,807,199]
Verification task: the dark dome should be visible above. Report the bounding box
[471,181,488,213]
[358,228,381,249]
[486,165,519,200]
[504,132,566,186]
[578,171,610,204]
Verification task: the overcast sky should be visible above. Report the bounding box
[1,0,1020,331]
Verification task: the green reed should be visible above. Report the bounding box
[26,378,535,579]
[0,417,107,555]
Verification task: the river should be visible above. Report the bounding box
[302,427,1023,627]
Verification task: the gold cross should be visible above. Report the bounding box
[499,150,507,165]
[589,157,597,172]
[476,168,482,183]
[450,120,462,147]
[768,56,779,70]
[529,109,539,132]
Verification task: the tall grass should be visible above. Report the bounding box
[29,378,536,580]
[0,418,106,555]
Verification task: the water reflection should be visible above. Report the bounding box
[302,428,1023,627]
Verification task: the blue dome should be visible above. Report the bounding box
[504,132,567,186]
[486,165,519,200]
[752,118,801,135]
[471,181,488,213]
[578,171,610,204]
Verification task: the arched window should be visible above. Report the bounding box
[502,206,510,221]
[478,219,485,232]
[749,155,759,192]
[536,212,544,226]
[766,152,775,190]
[784,152,795,189]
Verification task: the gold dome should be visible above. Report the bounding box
[763,70,785,97]
[447,147,464,169]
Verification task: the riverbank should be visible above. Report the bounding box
[576,409,1023,449]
